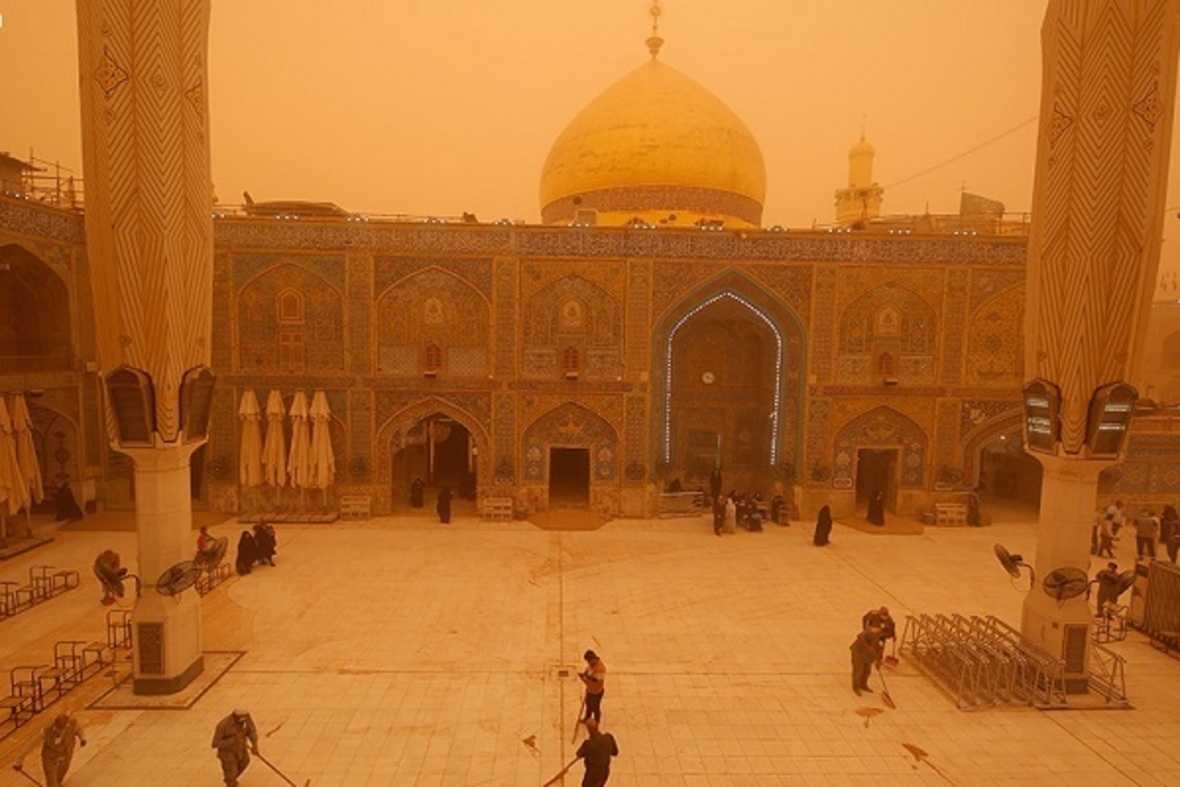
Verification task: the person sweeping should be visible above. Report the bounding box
[13,714,87,787]
[212,709,259,787]
[544,718,619,787]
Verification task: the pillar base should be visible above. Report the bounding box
[131,588,204,696]
[133,654,205,695]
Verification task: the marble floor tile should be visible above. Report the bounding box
[0,508,1178,785]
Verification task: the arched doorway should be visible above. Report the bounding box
[393,414,475,497]
[978,427,1042,510]
[0,244,72,373]
[656,278,805,493]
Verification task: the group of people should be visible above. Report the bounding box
[1093,500,1180,563]
[568,649,617,787]
[709,490,787,535]
[230,523,277,576]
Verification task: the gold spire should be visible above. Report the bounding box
[646,1,664,58]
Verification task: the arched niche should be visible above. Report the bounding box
[236,264,344,373]
[522,275,621,380]
[966,286,1025,384]
[375,267,490,378]
[838,282,937,384]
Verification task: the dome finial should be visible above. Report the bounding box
[646,0,664,58]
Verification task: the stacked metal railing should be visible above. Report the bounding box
[901,614,1068,708]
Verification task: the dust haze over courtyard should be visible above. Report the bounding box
[3,1,1180,786]
[0,1,1094,223]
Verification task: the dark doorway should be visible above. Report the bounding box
[981,446,1042,505]
[856,449,897,510]
[430,419,470,488]
[392,415,474,507]
[549,447,590,505]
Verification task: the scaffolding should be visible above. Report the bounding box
[0,150,83,211]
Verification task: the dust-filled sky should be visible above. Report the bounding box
[3,0,1180,273]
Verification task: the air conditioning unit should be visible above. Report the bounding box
[883,377,899,386]
[565,370,580,381]
[424,370,438,379]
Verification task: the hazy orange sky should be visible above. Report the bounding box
[3,0,1180,265]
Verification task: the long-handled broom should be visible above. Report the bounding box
[257,751,312,787]
[570,696,585,743]
[876,664,897,709]
[12,766,45,787]
[541,756,579,787]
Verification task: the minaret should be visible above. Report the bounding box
[76,0,215,695]
[834,129,884,226]
[1021,0,1180,691]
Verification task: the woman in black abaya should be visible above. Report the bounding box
[813,505,833,546]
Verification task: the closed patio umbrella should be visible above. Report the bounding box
[261,390,287,488]
[309,390,336,507]
[10,394,43,536]
[0,397,30,544]
[238,389,264,512]
[287,391,312,510]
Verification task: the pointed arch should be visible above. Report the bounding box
[652,269,806,473]
[375,266,490,378]
[835,281,938,385]
[236,263,343,373]
[961,408,1024,487]
[375,396,491,481]
[0,243,73,370]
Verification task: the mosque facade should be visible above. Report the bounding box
[1,43,1178,522]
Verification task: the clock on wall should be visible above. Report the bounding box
[701,371,716,384]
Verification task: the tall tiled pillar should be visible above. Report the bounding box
[1023,1,1180,690]
[75,0,214,694]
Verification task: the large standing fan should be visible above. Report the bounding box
[994,543,1035,590]
[1114,570,1137,598]
[194,537,229,573]
[1042,567,1091,601]
[156,561,202,596]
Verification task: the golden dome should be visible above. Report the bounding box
[539,58,766,227]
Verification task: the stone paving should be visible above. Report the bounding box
[0,506,1177,786]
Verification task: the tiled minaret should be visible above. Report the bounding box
[75,0,214,694]
[1023,0,1180,690]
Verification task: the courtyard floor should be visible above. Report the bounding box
[0,504,1177,786]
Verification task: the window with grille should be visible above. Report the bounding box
[425,343,443,373]
[876,351,895,377]
[279,330,305,372]
[562,346,580,375]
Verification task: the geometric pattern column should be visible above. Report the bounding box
[76,0,213,695]
[1026,0,1180,449]
[1022,0,1180,689]
[76,0,214,429]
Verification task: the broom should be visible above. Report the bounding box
[876,664,897,709]
[541,756,579,787]
[884,636,900,668]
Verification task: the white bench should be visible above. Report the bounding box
[935,503,967,527]
[339,495,372,521]
[481,497,514,521]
